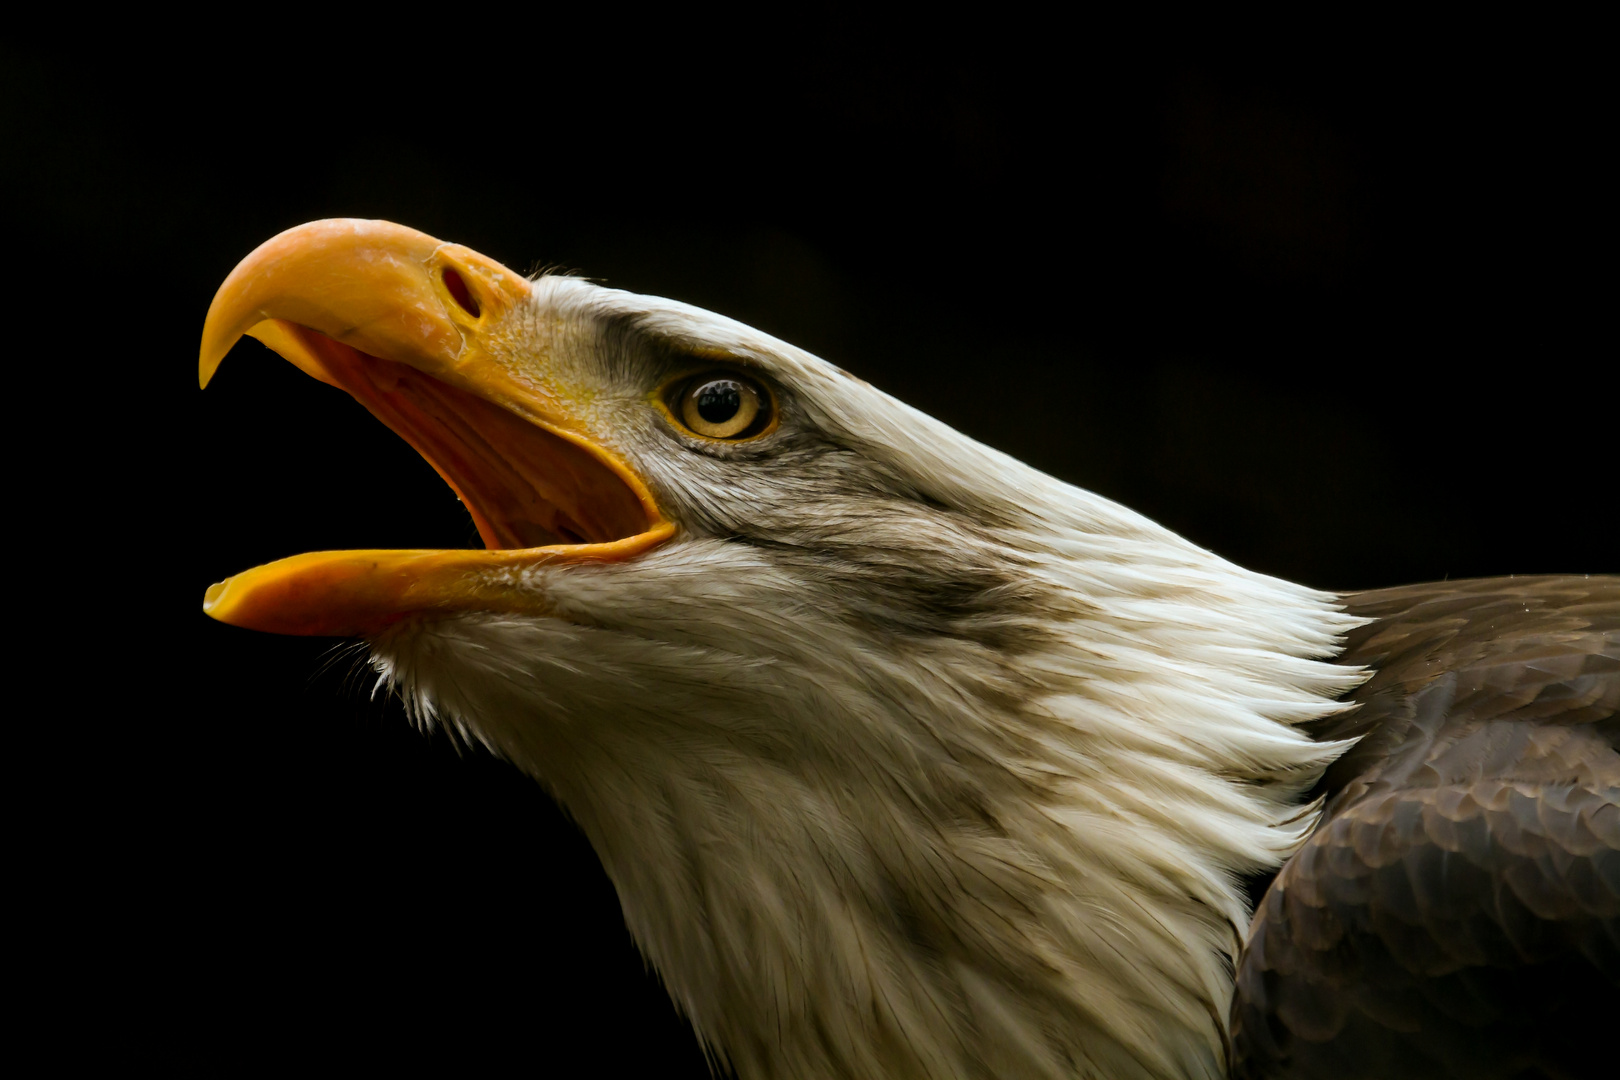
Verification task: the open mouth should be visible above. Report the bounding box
[271,322,650,550]
[199,219,673,637]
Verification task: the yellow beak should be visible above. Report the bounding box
[199,219,673,636]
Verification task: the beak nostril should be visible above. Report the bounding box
[442,267,481,318]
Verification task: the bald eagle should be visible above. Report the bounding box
[200,220,1617,1080]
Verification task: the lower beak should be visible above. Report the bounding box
[199,219,672,636]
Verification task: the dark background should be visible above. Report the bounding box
[10,38,1609,1073]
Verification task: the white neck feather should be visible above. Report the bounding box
[370,508,1360,1078]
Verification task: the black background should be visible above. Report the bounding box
[9,34,1609,1073]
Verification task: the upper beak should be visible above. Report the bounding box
[199,219,672,636]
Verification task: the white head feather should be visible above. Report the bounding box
[368,276,1363,1080]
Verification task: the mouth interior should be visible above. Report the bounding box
[273,322,652,550]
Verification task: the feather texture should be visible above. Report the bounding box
[1233,576,1619,1080]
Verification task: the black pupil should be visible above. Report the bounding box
[696,381,742,424]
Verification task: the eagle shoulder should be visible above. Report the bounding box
[1232,575,1620,1080]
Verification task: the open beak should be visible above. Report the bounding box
[199,219,673,636]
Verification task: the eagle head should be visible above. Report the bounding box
[201,220,1362,1080]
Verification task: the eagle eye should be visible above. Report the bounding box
[673,374,771,440]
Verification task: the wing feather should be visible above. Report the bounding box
[1232,576,1619,1080]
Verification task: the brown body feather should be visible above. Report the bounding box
[1232,576,1620,1079]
